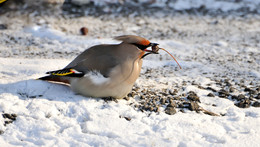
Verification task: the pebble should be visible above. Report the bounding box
[235,99,251,108]
[0,130,4,135]
[218,89,229,98]
[229,87,236,93]
[237,94,246,100]
[165,106,176,115]
[207,93,215,97]
[206,87,217,92]
[2,113,17,121]
[0,24,8,30]
[252,101,260,107]
[256,93,260,99]
[80,27,88,35]
[187,91,201,102]
[188,102,200,112]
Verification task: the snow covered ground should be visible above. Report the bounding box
[0,24,259,146]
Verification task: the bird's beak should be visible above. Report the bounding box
[144,43,159,54]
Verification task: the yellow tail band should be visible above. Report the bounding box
[0,0,8,4]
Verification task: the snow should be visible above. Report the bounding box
[0,23,260,146]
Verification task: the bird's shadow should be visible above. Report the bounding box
[0,79,97,103]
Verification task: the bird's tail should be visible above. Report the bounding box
[38,75,70,84]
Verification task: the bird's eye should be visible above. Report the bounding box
[133,43,149,50]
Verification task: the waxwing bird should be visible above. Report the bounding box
[39,35,160,99]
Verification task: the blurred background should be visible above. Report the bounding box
[1,0,260,40]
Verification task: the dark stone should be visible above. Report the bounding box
[218,89,229,98]
[255,93,260,99]
[0,24,7,30]
[206,87,217,92]
[167,103,176,108]
[160,98,166,105]
[0,130,4,135]
[231,95,238,100]
[119,116,131,121]
[169,89,178,95]
[123,96,130,101]
[207,93,215,97]
[225,81,232,87]
[165,106,176,115]
[244,87,252,92]
[177,103,184,108]
[188,102,200,112]
[4,120,13,126]
[127,92,134,97]
[235,99,251,108]
[80,27,88,35]
[102,97,118,103]
[212,104,217,107]
[2,113,17,121]
[148,106,154,111]
[237,94,246,100]
[252,101,260,107]
[187,91,200,102]
[229,87,235,93]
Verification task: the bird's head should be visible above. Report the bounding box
[114,35,159,55]
[114,35,182,69]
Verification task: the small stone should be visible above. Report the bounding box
[80,27,88,35]
[167,103,176,108]
[0,24,7,30]
[252,101,260,107]
[148,106,154,111]
[155,106,160,112]
[255,93,260,99]
[4,120,13,126]
[169,89,177,95]
[229,87,236,93]
[160,98,166,105]
[206,87,217,92]
[188,102,200,112]
[2,113,17,121]
[198,85,205,89]
[245,87,257,95]
[119,115,131,121]
[178,103,184,108]
[165,106,176,115]
[139,95,145,100]
[160,92,168,96]
[237,94,245,100]
[127,92,134,97]
[235,99,251,108]
[244,87,252,92]
[0,130,4,135]
[123,96,130,101]
[187,91,200,102]
[218,89,229,98]
[207,93,215,97]
[231,95,238,100]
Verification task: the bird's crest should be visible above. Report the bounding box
[114,35,150,46]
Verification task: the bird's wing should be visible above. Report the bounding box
[70,54,119,78]
[64,45,119,78]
